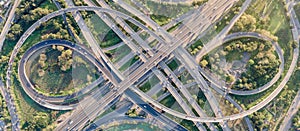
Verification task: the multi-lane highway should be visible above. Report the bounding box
[3,0,300,130]
[115,0,236,130]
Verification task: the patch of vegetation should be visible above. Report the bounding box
[72,0,88,6]
[125,108,145,118]
[103,122,163,131]
[105,44,132,63]
[139,75,160,92]
[291,109,300,130]
[248,108,273,130]
[167,22,182,32]
[29,46,99,96]
[201,37,280,90]
[159,94,176,108]
[178,70,194,85]
[180,119,199,131]
[11,74,65,130]
[167,59,179,71]
[119,56,139,72]
[84,13,122,48]
[188,39,203,55]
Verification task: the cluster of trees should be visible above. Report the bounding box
[230,39,280,90]
[53,45,73,71]
[199,49,228,79]
[188,45,202,55]
[73,0,88,6]
[248,109,273,130]
[6,0,78,43]
[22,112,51,130]
[7,0,53,41]
[292,110,300,130]
[199,38,280,90]
[231,13,279,41]
[0,0,81,130]
[232,13,257,32]
[6,24,23,41]
[22,8,53,23]
[37,45,74,77]
[40,19,72,41]
[37,53,47,76]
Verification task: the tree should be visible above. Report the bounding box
[292,41,298,48]
[226,75,235,83]
[34,112,49,129]
[200,60,208,67]
[57,46,64,51]
[10,24,23,35]
[248,59,255,65]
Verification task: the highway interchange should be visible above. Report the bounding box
[0,0,299,130]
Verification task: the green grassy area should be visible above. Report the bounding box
[105,44,132,63]
[0,1,59,57]
[29,48,99,96]
[178,71,194,85]
[103,122,163,131]
[187,38,204,55]
[180,119,199,131]
[84,13,122,48]
[119,56,139,72]
[290,103,300,130]
[139,75,160,92]
[225,49,242,62]
[230,51,299,130]
[159,94,176,108]
[167,59,179,71]
[40,0,57,10]
[186,85,213,114]
[151,89,166,100]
